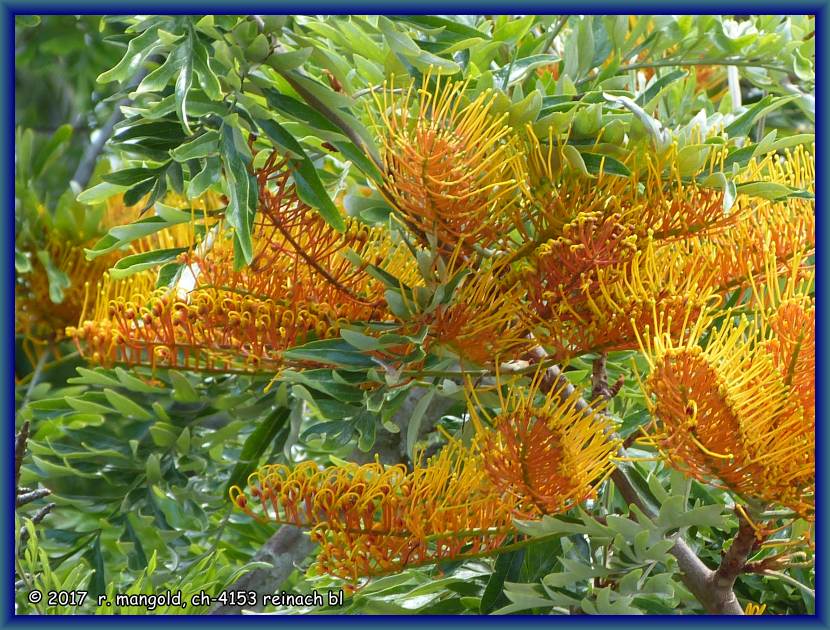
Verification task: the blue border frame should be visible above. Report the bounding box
[4,4,828,627]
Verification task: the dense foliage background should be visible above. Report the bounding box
[14,15,814,616]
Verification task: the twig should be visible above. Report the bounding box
[542,16,569,53]
[21,348,49,409]
[16,488,51,508]
[14,422,30,491]
[590,352,624,402]
[17,503,55,549]
[713,509,760,588]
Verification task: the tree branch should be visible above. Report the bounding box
[70,67,147,190]
[714,511,759,586]
[211,525,316,615]
[14,421,30,491]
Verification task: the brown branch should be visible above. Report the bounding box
[14,421,30,491]
[71,66,148,190]
[714,510,760,587]
[590,353,623,401]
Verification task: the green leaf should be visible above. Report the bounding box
[265,47,314,73]
[676,144,712,177]
[562,144,592,177]
[635,70,687,107]
[136,45,186,94]
[736,181,795,200]
[85,534,106,600]
[225,407,290,495]
[98,27,161,84]
[577,17,595,76]
[378,16,422,56]
[398,16,487,40]
[493,54,560,86]
[170,130,220,161]
[341,329,382,351]
[481,548,526,614]
[578,151,631,177]
[76,182,128,205]
[175,28,195,133]
[85,209,190,259]
[192,37,223,100]
[32,124,73,178]
[604,93,669,151]
[102,166,166,187]
[188,156,221,197]
[255,117,345,232]
[35,250,70,303]
[220,123,256,265]
[655,495,725,533]
[109,247,188,280]
[406,389,435,462]
[169,370,200,403]
[724,94,798,138]
[263,89,342,135]
[792,48,814,82]
[331,141,384,184]
[103,389,153,420]
[283,338,376,369]
[156,262,183,288]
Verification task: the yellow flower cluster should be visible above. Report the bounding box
[69,157,418,371]
[638,253,814,519]
[232,371,621,582]
[231,438,518,581]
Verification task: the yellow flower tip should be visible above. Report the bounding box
[744,602,767,615]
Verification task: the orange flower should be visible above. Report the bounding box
[467,369,620,519]
[70,159,415,372]
[372,72,525,252]
[231,439,516,581]
[638,257,814,519]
